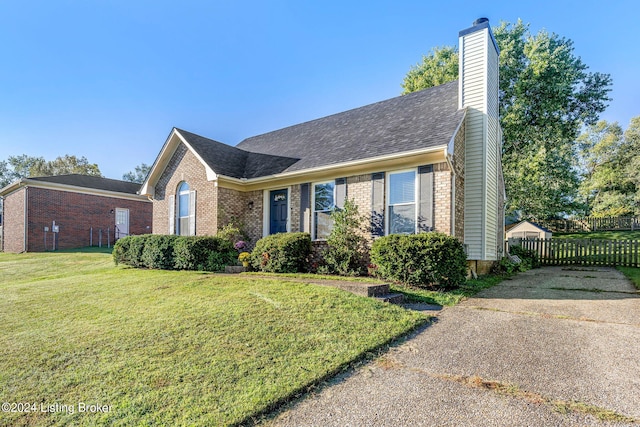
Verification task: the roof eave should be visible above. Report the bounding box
[1,178,149,202]
[217,145,449,190]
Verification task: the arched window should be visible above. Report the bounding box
[177,182,191,236]
[168,181,196,236]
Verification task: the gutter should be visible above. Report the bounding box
[218,144,450,187]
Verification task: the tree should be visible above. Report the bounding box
[577,117,640,216]
[401,20,612,219]
[0,154,102,187]
[122,163,151,184]
[622,117,640,214]
[320,199,370,276]
[31,155,102,177]
[402,46,459,95]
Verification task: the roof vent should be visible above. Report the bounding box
[473,17,489,26]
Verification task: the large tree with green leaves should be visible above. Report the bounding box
[577,117,640,216]
[0,154,102,188]
[122,163,151,184]
[402,20,612,219]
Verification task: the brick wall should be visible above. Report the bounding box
[1,186,152,253]
[25,187,152,252]
[153,143,218,235]
[453,120,466,241]
[346,174,373,241]
[433,162,452,234]
[217,187,263,247]
[289,184,301,234]
[2,188,26,252]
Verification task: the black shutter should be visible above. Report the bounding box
[418,165,434,232]
[300,183,311,233]
[371,172,385,237]
[335,178,347,209]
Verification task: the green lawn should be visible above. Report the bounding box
[618,267,640,290]
[244,271,503,307]
[554,230,640,240]
[0,250,427,426]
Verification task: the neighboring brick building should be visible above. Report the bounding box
[141,19,506,273]
[0,174,152,253]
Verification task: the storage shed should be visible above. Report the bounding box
[505,220,552,240]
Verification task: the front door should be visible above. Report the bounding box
[115,208,130,239]
[269,189,288,234]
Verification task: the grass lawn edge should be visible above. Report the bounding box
[243,314,433,426]
[617,266,640,289]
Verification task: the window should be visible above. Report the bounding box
[177,182,191,236]
[313,181,335,239]
[387,170,417,234]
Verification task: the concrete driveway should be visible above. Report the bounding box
[265,266,640,426]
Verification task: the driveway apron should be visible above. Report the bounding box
[267,267,640,426]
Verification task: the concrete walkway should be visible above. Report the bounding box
[264,267,640,426]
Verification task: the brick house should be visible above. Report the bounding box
[0,174,152,252]
[141,19,506,273]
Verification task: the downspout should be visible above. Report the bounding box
[23,186,28,253]
[0,196,4,252]
[444,148,456,237]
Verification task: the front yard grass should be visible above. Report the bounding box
[244,271,503,307]
[0,251,427,426]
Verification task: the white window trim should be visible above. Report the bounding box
[262,187,291,237]
[385,168,418,235]
[177,183,190,236]
[311,180,336,241]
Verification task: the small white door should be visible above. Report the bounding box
[115,208,130,238]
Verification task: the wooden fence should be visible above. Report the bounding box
[536,216,640,233]
[508,237,640,267]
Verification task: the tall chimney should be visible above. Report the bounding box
[459,18,501,261]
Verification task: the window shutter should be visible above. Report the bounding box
[418,165,434,232]
[371,172,385,237]
[335,178,347,209]
[168,195,175,235]
[299,183,311,233]
[189,190,196,236]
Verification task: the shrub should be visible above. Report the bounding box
[250,232,311,273]
[113,235,133,266]
[173,236,236,271]
[320,199,370,276]
[370,233,467,289]
[119,235,147,268]
[140,235,179,269]
[113,234,236,272]
[509,245,539,269]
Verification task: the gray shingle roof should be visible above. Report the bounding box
[176,129,299,179]
[177,80,462,179]
[29,174,142,194]
[236,80,462,173]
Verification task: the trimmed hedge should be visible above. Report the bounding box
[250,232,311,273]
[173,236,236,271]
[141,235,179,269]
[370,233,467,289]
[113,235,236,272]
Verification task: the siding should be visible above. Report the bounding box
[460,26,500,261]
[461,30,487,260]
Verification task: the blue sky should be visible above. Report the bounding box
[1,0,638,180]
